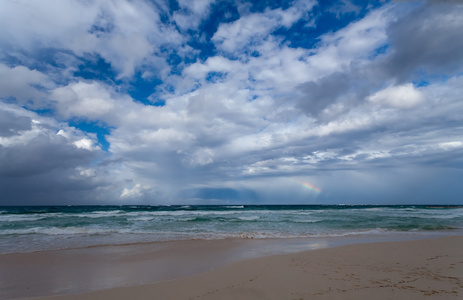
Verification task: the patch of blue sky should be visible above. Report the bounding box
[74,55,118,84]
[413,73,460,88]
[166,51,184,75]
[198,1,240,39]
[186,38,216,63]
[68,120,112,152]
[206,71,227,83]
[274,0,374,50]
[88,16,115,37]
[185,1,240,61]
[374,44,390,56]
[28,108,55,118]
[34,48,75,69]
[248,0,294,12]
[74,56,165,106]
[127,73,164,106]
[4,48,74,86]
[29,105,112,152]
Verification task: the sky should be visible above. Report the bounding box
[1,0,463,206]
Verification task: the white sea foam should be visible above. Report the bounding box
[237,216,260,221]
[179,217,197,222]
[80,210,125,218]
[45,211,126,219]
[391,209,463,219]
[0,226,136,236]
[120,209,307,218]
[291,219,321,223]
[364,207,382,212]
[0,214,48,222]
[131,216,155,221]
[125,210,244,217]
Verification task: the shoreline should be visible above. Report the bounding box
[1,234,462,299]
[2,227,461,256]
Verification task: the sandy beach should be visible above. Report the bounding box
[2,236,461,299]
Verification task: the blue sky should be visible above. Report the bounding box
[1,0,463,205]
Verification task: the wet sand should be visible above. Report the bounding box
[2,236,462,299]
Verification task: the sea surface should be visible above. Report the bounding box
[1,205,462,254]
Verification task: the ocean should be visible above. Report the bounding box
[1,205,462,254]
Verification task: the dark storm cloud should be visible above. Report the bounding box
[0,105,116,205]
[1,169,100,205]
[296,66,378,118]
[0,109,31,137]
[384,3,463,82]
[0,133,97,177]
[297,72,351,116]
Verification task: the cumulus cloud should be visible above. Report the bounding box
[439,142,463,151]
[328,0,361,19]
[384,3,463,82]
[120,184,145,199]
[368,83,423,108]
[51,81,117,120]
[0,0,183,79]
[0,64,52,107]
[173,0,216,31]
[212,0,316,54]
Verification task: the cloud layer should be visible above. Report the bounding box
[1,0,462,205]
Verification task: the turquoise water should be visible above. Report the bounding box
[1,205,462,254]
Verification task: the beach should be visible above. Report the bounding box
[2,236,462,299]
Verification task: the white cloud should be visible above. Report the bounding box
[77,167,97,178]
[439,141,463,151]
[0,0,183,79]
[74,138,98,151]
[0,0,99,50]
[120,184,143,199]
[212,13,278,53]
[368,83,423,108]
[51,81,117,120]
[120,183,154,200]
[0,103,97,150]
[305,6,391,78]
[140,127,195,146]
[185,4,392,99]
[103,34,154,79]
[173,0,215,31]
[0,64,52,106]
[328,0,361,19]
[212,0,315,54]
[183,56,244,85]
[188,147,215,166]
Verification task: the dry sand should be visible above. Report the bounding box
[31,236,463,300]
